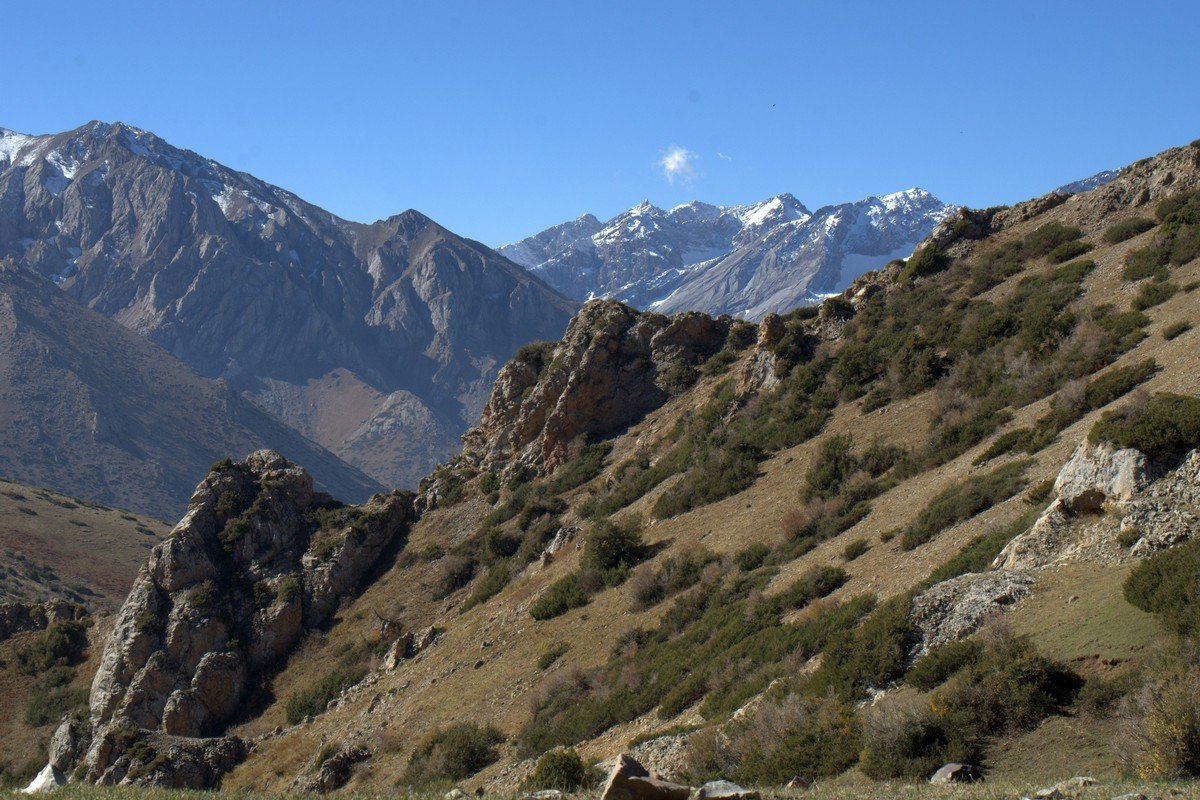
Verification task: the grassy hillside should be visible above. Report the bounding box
[203,141,1200,794]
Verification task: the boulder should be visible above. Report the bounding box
[21,765,65,794]
[910,571,1034,654]
[929,762,982,784]
[601,754,692,800]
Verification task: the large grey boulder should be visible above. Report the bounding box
[601,754,691,800]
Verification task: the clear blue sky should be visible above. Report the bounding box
[5,1,1199,245]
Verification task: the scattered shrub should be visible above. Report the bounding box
[530,573,589,621]
[734,543,771,571]
[285,665,367,724]
[1077,671,1139,718]
[841,538,870,561]
[462,564,511,612]
[686,693,860,785]
[900,460,1030,551]
[1163,321,1192,340]
[1024,223,1082,258]
[808,594,915,701]
[538,642,570,670]
[1120,644,1200,777]
[903,245,950,278]
[924,511,1036,586]
[1048,239,1092,264]
[1133,280,1179,311]
[1124,538,1200,635]
[433,553,477,599]
[1090,392,1200,460]
[551,439,613,493]
[524,748,596,791]
[1105,217,1156,244]
[906,640,983,691]
[403,723,504,785]
[15,620,89,675]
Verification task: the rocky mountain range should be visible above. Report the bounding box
[0,122,577,490]
[499,188,953,318]
[0,260,381,518]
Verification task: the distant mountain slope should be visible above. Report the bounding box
[0,477,170,608]
[0,122,577,487]
[0,261,381,518]
[500,189,952,318]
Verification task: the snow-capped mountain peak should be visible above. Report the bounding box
[500,188,952,319]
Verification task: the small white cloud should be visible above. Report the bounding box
[716,151,733,162]
[658,145,699,184]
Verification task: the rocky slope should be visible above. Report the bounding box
[52,451,413,787]
[0,122,577,488]
[25,139,1200,794]
[0,260,380,519]
[499,190,952,318]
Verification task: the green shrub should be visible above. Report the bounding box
[1121,645,1200,777]
[537,641,570,670]
[25,664,87,726]
[900,461,1030,551]
[1048,239,1092,264]
[478,471,499,495]
[1133,280,1179,311]
[462,564,511,612]
[925,511,1036,585]
[1076,670,1138,718]
[686,694,861,785]
[403,723,504,785]
[530,573,590,620]
[524,748,596,791]
[284,665,367,724]
[734,543,771,571]
[15,620,89,675]
[808,593,915,701]
[1164,321,1192,340]
[1090,392,1200,460]
[903,246,950,278]
[1124,539,1200,635]
[433,553,477,599]
[552,439,613,493]
[906,640,983,691]
[842,538,870,561]
[804,434,857,500]
[581,518,648,582]
[1023,222,1082,258]
[859,693,965,780]
[630,548,719,610]
[1104,217,1156,244]
[652,443,763,519]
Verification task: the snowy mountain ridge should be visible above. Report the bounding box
[500,187,952,318]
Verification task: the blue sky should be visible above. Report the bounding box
[5,1,1199,245]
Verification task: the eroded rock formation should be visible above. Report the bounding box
[63,450,413,786]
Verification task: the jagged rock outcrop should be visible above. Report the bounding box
[460,300,730,478]
[293,745,370,793]
[910,571,1035,655]
[997,442,1200,570]
[0,599,87,642]
[68,450,413,786]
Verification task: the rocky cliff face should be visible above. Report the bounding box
[58,450,413,786]
[459,299,731,479]
[0,122,577,488]
[500,190,951,319]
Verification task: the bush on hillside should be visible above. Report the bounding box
[905,640,983,691]
[1124,538,1200,635]
[1119,644,1200,778]
[524,748,597,791]
[1133,280,1179,311]
[1105,217,1157,244]
[529,573,589,621]
[402,723,504,785]
[899,460,1030,551]
[1048,239,1093,264]
[1090,392,1200,460]
[902,245,950,279]
[285,665,367,724]
[685,693,861,785]
[1023,222,1082,258]
[1163,321,1192,341]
